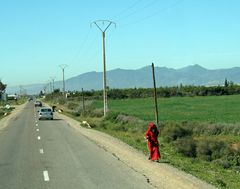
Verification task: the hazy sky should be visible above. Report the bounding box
[1,0,240,86]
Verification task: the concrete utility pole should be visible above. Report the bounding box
[50,77,56,92]
[59,64,68,97]
[91,20,116,116]
[152,63,159,125]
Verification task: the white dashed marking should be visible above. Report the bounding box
[36,124,38,127]
[40,149,44,154]
[36,129,39,132]
[37,136,41,140]
[43,171,50,181]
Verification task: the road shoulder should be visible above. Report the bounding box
[0,103,27,132]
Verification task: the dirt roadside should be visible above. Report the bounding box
[56,112,217,189]
[0,103,27,132]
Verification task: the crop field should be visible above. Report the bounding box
[93,95,240,123]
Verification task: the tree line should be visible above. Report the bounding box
[64,80,240,100]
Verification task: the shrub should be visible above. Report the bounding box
[196,139,227,161]
[216,179,227,187]
[57,97,67,105]
[67,102,79,110]
[105,111,121,122]
[90,109,104,117]
[213,159,230,169]
[161,123,192,142]
[175,137,197,157]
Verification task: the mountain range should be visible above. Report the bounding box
[6,64,240,94]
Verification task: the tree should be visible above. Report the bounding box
[0,81,7,100]
[224,78,229,87]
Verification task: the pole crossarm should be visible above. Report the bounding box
[91,20,116,32]
[59,64,68,97]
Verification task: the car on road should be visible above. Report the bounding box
[38,107,53,120]
[35,101,42,107]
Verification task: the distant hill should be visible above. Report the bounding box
[6,64,240,94]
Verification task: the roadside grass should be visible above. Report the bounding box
[0,106,15,120]
[0,98,26,120]
[45,95,240,188]
[70,116,239,189]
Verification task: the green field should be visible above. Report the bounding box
[93,95,240,123]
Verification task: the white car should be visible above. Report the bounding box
[38,107,53,120]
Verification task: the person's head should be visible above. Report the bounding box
[148,122,156,128]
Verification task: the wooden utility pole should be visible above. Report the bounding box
[152,63,159,125]
[82,88,85,114]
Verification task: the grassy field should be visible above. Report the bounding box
[93,95,240,123]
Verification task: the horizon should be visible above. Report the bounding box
[6,64,240,88]
[1,0,240,86]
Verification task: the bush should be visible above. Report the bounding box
[175,137,196,157]
[105,111,121,122]
[213,159,230,169]
[67,101,79,110]
[161,123,192,142]
[196,139,227,161]
[216,179,227,187]
[57,97,67,105]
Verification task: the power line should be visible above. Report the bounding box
[120,0,184,28]
[111,0,143,20]
[68,28,92,65]
[115,0,160,22]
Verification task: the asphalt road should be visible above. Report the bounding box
[0,102,154,189]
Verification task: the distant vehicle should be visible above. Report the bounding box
[38,107,53,120]
[35,101,42,107]
[28,97,33,101]
[7,94,18,100]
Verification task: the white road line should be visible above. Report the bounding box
[43,171,50,181]
[40,149,44,154]
[36,124,38,127]
[36,129,39,132]
[37,136,41,140]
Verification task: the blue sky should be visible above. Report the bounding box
[1,0,240,86]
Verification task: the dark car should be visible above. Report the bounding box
[34,101,42,107]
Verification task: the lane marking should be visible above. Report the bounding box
[40,149,44,154]
[43,171,50,181]
[36,124,38,127]
[36,129,39,132]
[37,136,41,140]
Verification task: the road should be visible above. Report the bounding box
[0,102,154,189]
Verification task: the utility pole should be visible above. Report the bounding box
[82,88,85,114]
[59,64,68,97]
[91,20,116,116]
[50,77,56,92]
[49,81,52,93]
[152,63,159,125]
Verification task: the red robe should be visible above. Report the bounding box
[145,122,161,161]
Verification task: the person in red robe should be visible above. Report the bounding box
[145,122,161,161]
